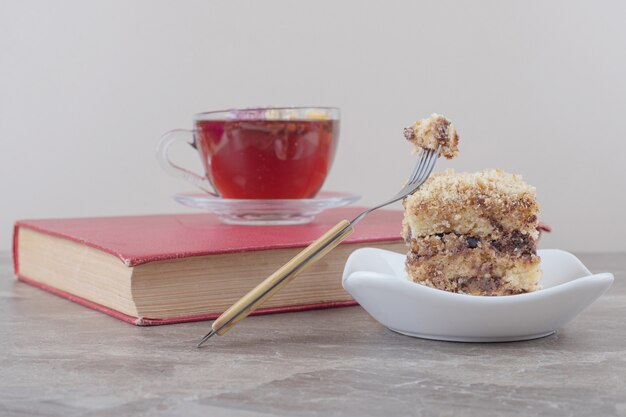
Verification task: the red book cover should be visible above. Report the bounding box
[13,207,404,325]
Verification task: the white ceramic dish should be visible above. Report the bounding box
[342,248,613,342]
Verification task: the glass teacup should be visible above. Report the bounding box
[158,107,340,199]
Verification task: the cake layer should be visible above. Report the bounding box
[403,169,539,240]
[406,250,541,296]
[401,228,537,259]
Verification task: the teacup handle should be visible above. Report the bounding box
[157,129,218,196]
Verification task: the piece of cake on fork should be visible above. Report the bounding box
[402,168,542,296]
[404,113,459,159]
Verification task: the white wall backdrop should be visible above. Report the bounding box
[1,0,625,252]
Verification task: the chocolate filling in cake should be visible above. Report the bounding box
[402,230,537,259]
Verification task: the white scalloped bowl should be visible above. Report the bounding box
[342,248,613,342]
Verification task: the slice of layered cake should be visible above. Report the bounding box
[402,169,542,296]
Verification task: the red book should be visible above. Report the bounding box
[13,207,405,326]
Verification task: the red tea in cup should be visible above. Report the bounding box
[159,107,340,199]
[194,118,338,199]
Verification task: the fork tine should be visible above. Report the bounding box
[409,147,439,189]
[422,149,438,179]
[422,150,437,179]
[425,147,441,176]
[406,155,425,184]
[407,150,430,184]
[417,150,437,184]
[409,150,433,186]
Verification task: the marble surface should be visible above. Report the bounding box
[1,252,625,417]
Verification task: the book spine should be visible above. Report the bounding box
[13,224,20,275]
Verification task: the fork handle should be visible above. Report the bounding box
[211,220,354,336]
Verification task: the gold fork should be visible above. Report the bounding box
[197,146,441,347]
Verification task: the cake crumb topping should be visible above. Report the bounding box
[409,168,537,207]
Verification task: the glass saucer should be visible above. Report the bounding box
[174,191,361,225]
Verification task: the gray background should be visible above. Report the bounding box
[1,0,625,252]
